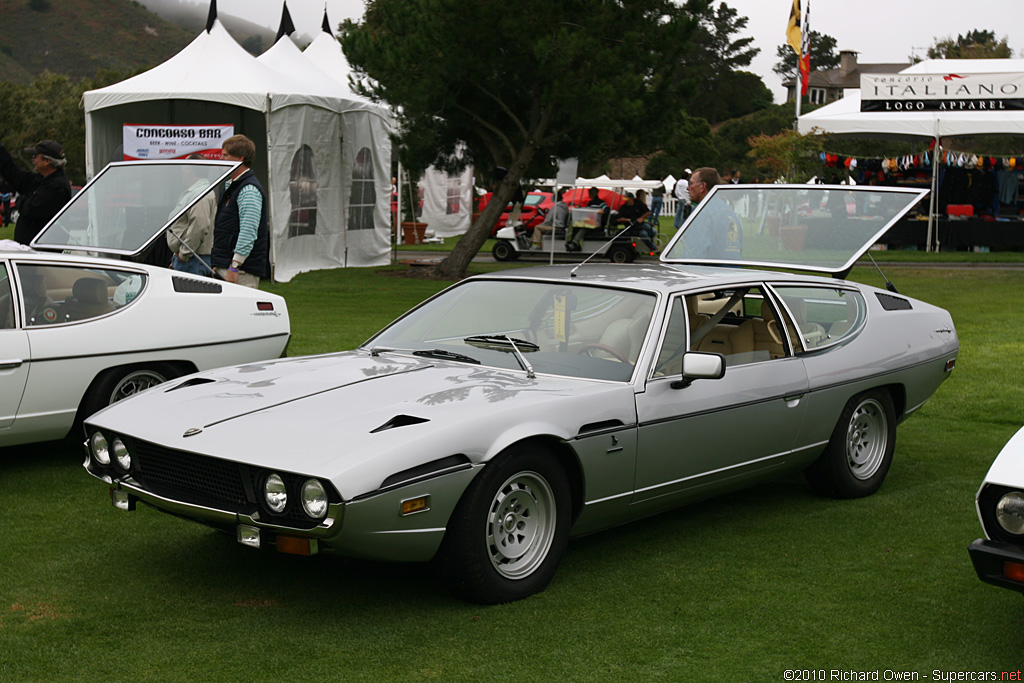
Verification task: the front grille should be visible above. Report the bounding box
[129,438,250,512]
[124,437,333,529]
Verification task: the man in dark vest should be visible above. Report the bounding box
[212,134,270,287]
[0,139,73,245]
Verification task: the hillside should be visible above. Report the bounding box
[0,0,196,83]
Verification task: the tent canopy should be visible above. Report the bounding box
[797,59,1024,139]
[82,12,394,282]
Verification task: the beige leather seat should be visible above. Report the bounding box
[67,277,114,320]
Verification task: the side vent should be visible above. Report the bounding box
[578,419,626,437]
[166,377,217,392]
[378,454,472,491]
[370,414,430,434]
[875,292,912,311]
[173,277,223,294]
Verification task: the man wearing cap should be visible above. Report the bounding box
[0,140,73,244]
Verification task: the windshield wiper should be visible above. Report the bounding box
[463,335,539,351]
[411,349,481,364]
[370,347,480,365]
[464,335,537,378]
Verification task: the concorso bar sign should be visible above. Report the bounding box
[122,124,234,160]
[860,72,1024,112]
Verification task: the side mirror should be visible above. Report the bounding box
[672,352,725,389]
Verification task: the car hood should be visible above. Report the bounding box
[981,425,1024,489]
[87,351,635,498]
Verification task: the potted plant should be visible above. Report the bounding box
[400,186,427,245]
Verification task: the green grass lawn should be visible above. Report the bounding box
[2,244,1024,680]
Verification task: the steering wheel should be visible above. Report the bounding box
[577,342,629,364]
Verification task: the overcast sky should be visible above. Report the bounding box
[211,0,1024,103]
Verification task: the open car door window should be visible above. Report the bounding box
[660,184,928,277]
[30,160,237,258]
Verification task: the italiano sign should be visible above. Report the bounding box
[860,73,1024,112]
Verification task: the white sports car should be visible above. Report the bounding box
[969,426,1024,595]
[0,160,289,447]
[84,184,956,603]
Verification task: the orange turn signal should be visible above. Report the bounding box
[401,496,430,516]
[276,535,318,556]
[1003,561,1024,583]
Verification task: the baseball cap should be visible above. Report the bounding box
[24,140,64,159]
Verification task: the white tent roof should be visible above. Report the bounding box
[797,58,1024,139]
[303,29,353,90]
[301,22,393,122]
[258,32,382,114]
[83,20,346,114]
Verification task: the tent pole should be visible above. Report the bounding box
[265,97,277,279]
[395,160,402,265]
[927,136,940,252]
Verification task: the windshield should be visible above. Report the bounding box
[366,279,657,382]
[32,160,237,256]
[661,184,928,275]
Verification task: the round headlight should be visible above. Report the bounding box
[300,479,329,519]
[91,432,110,466]
[263,473,288,513]
[996,492,1024,536]
[112,438,131,470]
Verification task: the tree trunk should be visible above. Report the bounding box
[432,145,538,280]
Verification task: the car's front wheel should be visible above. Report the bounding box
[492,240,518,262]
[805,389,896,498]
[436,444,571,604]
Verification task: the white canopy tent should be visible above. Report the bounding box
[797,59,1024,249]
[798,59,1024,139]
[83,9,393,281]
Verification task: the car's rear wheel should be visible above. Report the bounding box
[607,245,634,263]
[436,443,570,604]
[805,389,896,498]
[81,363,181,418]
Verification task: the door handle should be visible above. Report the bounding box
[783,393,804,408]
[0,359,24,370]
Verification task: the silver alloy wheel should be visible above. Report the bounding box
[846,397,889,480]
[486,470,557,580]
[108,369,167,405]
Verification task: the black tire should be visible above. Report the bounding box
[805,389,896,499]
[80,362,181,420]
[492,240,518,262]
[607,245,633,263]
[436,443,571,604]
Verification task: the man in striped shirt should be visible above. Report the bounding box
[212,135,270,287]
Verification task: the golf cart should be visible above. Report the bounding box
[492,206,655,263]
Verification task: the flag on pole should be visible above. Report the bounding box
[799,0,811,96]
[786,0,801,55]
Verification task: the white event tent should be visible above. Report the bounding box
[797,59,1024,249]
[82,3,394,281]
[798,59,1024,139]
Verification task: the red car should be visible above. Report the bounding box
[477,191,554,235]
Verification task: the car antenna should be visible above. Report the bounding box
[865,252,899,293]
[569,223,635,278]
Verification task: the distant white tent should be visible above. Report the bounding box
[82,2,394,281]
[797,59,1024,139]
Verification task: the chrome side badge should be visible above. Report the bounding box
[183,427,203,437]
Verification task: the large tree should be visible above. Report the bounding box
[341,0,708,279]
[681,2,764,124]
[925,30,1013,60]
[772,30,839,82]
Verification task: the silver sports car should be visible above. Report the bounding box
[83,184,958,603]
